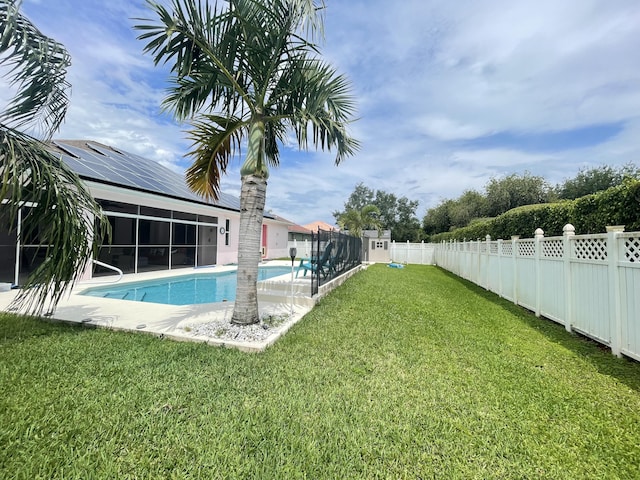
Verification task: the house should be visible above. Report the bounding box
[362,229,391,263]
[0,140,290,285]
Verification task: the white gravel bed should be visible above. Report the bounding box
[183,314,292,343]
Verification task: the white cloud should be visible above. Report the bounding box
[417,116,491,141]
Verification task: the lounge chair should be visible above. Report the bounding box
[297,242,333,278]
[328,241,345,275]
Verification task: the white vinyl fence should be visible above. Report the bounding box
[289,239,437,265]
[390,241,436,265]
[434,225,640,361]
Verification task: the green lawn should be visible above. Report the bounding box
[1,265,639,479]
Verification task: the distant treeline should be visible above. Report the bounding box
[423,164,640,240]
[429,177,640,242]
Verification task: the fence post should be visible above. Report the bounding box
[485,235,491,290]
[534,228,544,317]
[562,224,575,333]
[497,239,503,297]
[511,235,519,305]
[475,238,480,284]
[406,240,410,264]
[607,225,625,357]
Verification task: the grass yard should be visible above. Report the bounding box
[1,264,639,479]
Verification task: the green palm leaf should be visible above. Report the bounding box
[1,0,108,315]
[0,0,71,137]
[185,115,247,200]
[0,128,108,315]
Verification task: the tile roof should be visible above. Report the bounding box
[303,220,339,232]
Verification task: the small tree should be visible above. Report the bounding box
[337,205,380,237]
[136,0,359,325]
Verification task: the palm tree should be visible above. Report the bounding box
[135,0,359,325]
[337,204,381,238]
[0,0,106,314]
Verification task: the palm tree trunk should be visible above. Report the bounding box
[231,173,267,325]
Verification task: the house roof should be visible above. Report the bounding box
[303,220,339,232]
[48,140,273,218]
[288,224,312,234]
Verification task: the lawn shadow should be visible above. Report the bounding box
[0,312,92,342]
[437,268,640,393]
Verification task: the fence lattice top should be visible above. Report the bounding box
[623,237,640,263]
[541,239,563,258]
[573,238,607,261]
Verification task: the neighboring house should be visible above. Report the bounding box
[362,229,391,263]
[303,220,338,233]
[283,220,338,260]
[0,140,288,285]
[261,215,293,260]
[288,223,312,242]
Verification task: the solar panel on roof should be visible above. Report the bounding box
[56,154,103,180]
[51,141,246,213]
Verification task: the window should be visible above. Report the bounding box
[172,223,196,245]
[225,219,230,246]
[140,206,171,218]
[198,214,218,224]
[173,211,196,221]
[98,200,138,214]
[138,219,170,245]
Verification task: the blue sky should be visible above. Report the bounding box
[8,0,640,226]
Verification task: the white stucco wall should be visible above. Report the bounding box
[263,220,291,259]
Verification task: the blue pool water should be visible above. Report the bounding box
[81,266,292,306]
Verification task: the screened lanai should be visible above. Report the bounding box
[0,140,280,286]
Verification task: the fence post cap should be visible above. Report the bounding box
[485,234,491,240]
[563,224,575,236]
[606,225,625,233]
[534,228,544,238]
[511,235,520,240]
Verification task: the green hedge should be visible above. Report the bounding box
[431,179,640,242]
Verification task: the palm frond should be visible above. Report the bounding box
[268,56,359,164]
[0,126,108,315]
[135,0,251,120]
[184,115,247,200]
[0,0,71,137]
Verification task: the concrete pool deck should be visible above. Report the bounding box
[0,261,328,352]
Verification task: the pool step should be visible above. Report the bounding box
[257,277,315,307]
[105,292,129,300]
[258,290,315,308]
[257,278,311,295]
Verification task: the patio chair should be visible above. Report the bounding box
[328,241,345,275]
[297,242,333,278]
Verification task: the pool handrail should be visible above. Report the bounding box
[88,260,123,284]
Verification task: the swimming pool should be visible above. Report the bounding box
[81,266,292,306]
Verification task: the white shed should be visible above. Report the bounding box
[362,230,391,263]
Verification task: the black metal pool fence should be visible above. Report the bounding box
[309,229,362,296]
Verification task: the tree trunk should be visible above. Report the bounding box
[231,173,267,325]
